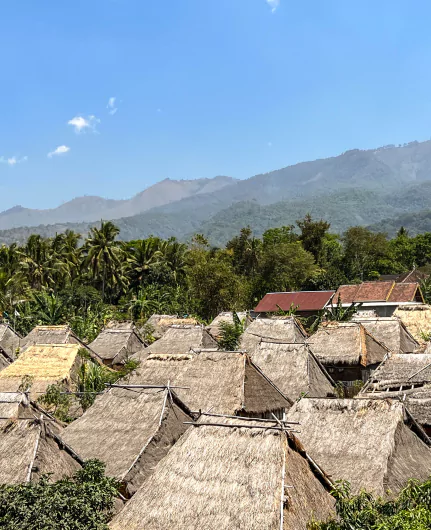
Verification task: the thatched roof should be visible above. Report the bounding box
[352,317,418,354]
[125,351,292,415]
[240,317,307,357]
[0,344,83,395]
[62,387,191,496]
[249,339,335,401]
[134,326,217,360]
[0,324,21,359]
[394,305,431,345]
[109,415,335,530]
[89,325,144,364]
[287,398,431,495]
[0,394,82,484]
[362,354,431,393]
[309,322,390,366]
[206,311,252,339]
[142,315,199,340]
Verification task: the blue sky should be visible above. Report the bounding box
[2,0,431,210]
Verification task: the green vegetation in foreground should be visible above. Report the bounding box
[0,460,119,530]
[309,479,431,530]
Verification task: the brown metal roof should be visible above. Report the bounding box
[334,281,423,304]
[254,291,334,313]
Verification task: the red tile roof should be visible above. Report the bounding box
[254,291,335,313]
[334,281,423,304]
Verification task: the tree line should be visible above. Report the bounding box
[1,216,431,340]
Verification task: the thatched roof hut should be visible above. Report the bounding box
[287,398,431,495]
[134,325,217,360]
[250,339,335,401]
[240,317,307,357]
[310,322,390,367]
[62,387,192,497]
[0,393,82,484]
[126,351,292,416]
[109,415,335,530]
[394,305,431,345]
[352,317,418,353]
[0,344,83,396]
[21,325,82,350]
[0,323,21,360]
[206,311,252,340]
[89,324,144,367]
[142,315,199,340]
[362,353,431,393]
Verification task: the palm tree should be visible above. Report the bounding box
[30,291,65,325]
[126,239,162,289]
[18,235,57,289]
[161,240,188,284]
[82,221,123,299]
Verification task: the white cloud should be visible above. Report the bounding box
[0,155,28,166]
[67,115,100,133]
[266,0,280,13]
[48,145,70,158]
[107,97,118,115]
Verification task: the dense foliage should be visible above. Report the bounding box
[0,218,431,340]
[309,479,431,530]
[0,460,119,530]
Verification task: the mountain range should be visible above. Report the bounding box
[2,139,431,245]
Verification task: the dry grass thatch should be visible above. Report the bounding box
[206,311,252,339]
[143,315,198,340]
[394,305,431,345]
[287,398,431,495]
[362,353,431,393]
[109,416,335,530]
[62,388,191,495]
[353,317,418,354]
[0,324,21,360]
[240,318,307,357]
[250,340,335,401]
[21,325,81,351]
[125,351,291,415]
[89,326,144,364]
[310,322,390,367]
[134,326,217,360]
[0,344,82,395]
[0,395,81,484]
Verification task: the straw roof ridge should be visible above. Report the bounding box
[287,398,431,496]
[21,325,103,363]
[89,326,145,363]
[109,415,335,530]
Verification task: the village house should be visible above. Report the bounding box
[141,315,199,340]
[20,324,98,355]
[0,392,82,484]
[127,350,292,417]
[240,317,308,357]
[309,322,391,389]
[333,281,424,317]
[394,304,431,345]
[0,323,21,360]
[133,325,217,361]
[109,415,335,530]
[0,343,85,396]
[287,398,431,496]
[352,316,418,353]
[253,291,335,318]
[62,386,192,497]
[205,311,252,340]
[89,321,145,368]
[379,269,428,283]
[249,339,335,401]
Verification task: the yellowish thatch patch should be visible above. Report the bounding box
[394,305,431,344]
[0,344,81,381]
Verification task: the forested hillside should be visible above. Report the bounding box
[1,217,430,341]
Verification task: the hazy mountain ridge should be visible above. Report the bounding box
[0,176,237,230]
[2,140,431,244]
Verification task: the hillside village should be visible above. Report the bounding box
[0,218,431,530]
[2,218,431,527]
